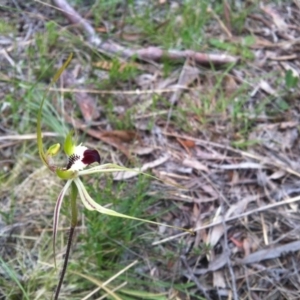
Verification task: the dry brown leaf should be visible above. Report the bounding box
[169,62,199,105]
[152,170,179,186]
[230,237,243,249]
[259,80,277,96]
[208,197,256,248]
[176,138,193,155]
[95,26,108,33]
[61,71,99,121]
[193,250,230,275]
[223,0,232,33]
[243,238,251,257]
[269,170,286,180]
[182,158,209,172]
[239,241,300,265]
[278,121,298,129]
[131,146,155,155]
[251,36,276,48]
[120,32,145,42]
[261,5,288,30]
[224,74,238,98]
[280,62,299,78]
[213,271,226,288]
[101,130,139,143]
[59,115,132,159]
[177,138,196,148]
[201,184,219,198]
[192,203,203,248]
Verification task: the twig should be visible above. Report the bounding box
[52,0,238,65]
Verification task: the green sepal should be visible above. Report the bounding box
[56,168,77,180]
[64,131,75,156]
[46,143,60,157]
[37,53,73,170]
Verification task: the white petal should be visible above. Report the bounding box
[67,145,88,171]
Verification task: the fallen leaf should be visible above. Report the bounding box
[223,0,231,32]
[131,146,154,155]
[182,158,209,172]
[230,237,243,248]
[101,130,139,143]
[243,238,251,257]
[169,63,199,105]
[177,138,196,148]
[239,241,300,264]
[207,197,256,248]
[269,170,286,180]
[224,74,238,98]
[213,271,226,288]
[95,26,108,33]
[259,80,277,96]
[261,5,288,30]
[120,32,145,42]
[192,249,231,275]
[61,71,99,121]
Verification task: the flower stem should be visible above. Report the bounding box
[54,226,75,300]
[54,182,78,299]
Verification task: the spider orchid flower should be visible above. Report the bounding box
[37,55,191,267]
[49,132,177,260]
[39,126,182,264]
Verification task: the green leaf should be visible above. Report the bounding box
[0,257,30,300]
[285,69,299,89]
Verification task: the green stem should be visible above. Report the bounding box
[70,181,78,227]
[54,226,75,300]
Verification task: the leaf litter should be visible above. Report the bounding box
[2,1,300,299]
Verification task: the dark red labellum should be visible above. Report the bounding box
[82,149,101,165]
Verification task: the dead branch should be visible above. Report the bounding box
[52,0,238,65]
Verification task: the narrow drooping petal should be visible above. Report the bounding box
[53,179,72,266]
[73,178,177,227]
[78,164,134,176]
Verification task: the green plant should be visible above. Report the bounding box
[36,54,191,299]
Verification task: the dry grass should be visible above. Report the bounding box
[1,1,300,299]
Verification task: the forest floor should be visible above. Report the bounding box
[1,1,300,299]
